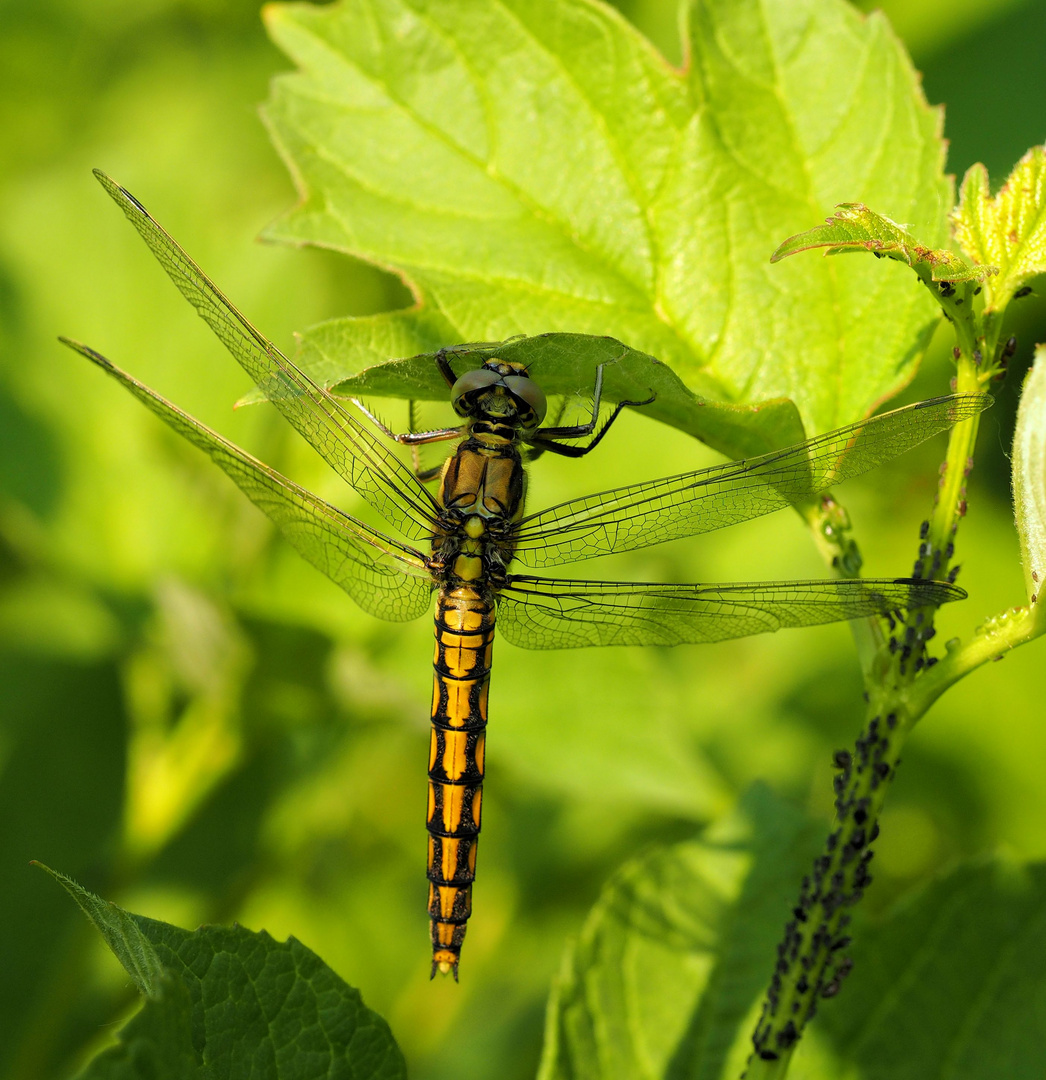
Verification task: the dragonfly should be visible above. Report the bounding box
[62,171,986,979]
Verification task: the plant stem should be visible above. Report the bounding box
[745,1048,794,1080]
[744,287,1007,1075]
[908,601,1045,715]
[800,496,883,676]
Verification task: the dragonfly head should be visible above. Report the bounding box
[450,360,547,429]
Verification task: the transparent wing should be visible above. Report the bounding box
[497,575,965,649]
[511,394,990,566]
[62,339,435,623]
[94,170,441,541]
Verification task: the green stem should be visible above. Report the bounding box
[800,497,883,675]
[908,601,1045,716]
[745,690,908,1070]
[744,292,1006,1074]
[745,1049,794,1080]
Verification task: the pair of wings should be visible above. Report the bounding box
[62,171,982,649]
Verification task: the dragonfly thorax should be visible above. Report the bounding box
[435,435,524,591]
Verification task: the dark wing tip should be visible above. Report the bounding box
[93,168,150,217]
[58,335,114,372]
[92,168,119,194]
[910,391,992,421]
[900,578,967,605]
[952,390,994,417]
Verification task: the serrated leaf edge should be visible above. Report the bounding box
[954,147,1046,309]
[35,863,166,996]
[772,203,997,283]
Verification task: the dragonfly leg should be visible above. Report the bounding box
[350,398,460,480]
[526,365,656,459]
[415,462,446,483]
[350,397,461,446]
[435,348,458,388]
[434,338,528,386]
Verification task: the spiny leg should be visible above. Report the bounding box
[526,364,655,460]
[350,396,461,480]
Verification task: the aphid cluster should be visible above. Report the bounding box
[749,718,898,1063]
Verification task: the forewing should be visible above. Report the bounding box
[62,339,434,623]
[94,170,440,541]
[511,394,990,566]
[497,576,964,649]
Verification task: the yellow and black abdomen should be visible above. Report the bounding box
[427,584,495,978]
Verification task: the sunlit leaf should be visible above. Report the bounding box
[1013,345,1046,617]
[772,202,994,283]
[954,146,1046,310]
[262,0,951,455]
[44,870,407,1080]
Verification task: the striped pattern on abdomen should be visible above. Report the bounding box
[427,585,494,978]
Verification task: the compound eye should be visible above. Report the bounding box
[503,375,547,426]
[450,368,500,414]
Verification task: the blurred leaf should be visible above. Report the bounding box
[0,576,121,660]
[0,655,127,1080]
[954,146,1046,310]
[124,581,248,861]
[148,615,343,901]
[538,785,822,1080]
[915,3,1046,186]
[855,0,1032,61]
[792,856,1046,1079]
[1013,345,1046,616]
[0,382,62,518]
[772,202,994,283]
[44,871,407,1080]
[262,0,950,453]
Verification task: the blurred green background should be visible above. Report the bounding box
[1,1,1043,1077]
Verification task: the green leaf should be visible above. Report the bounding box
[38,866,166,997]
[262,0,951,455]
[791,857,1046,1080]
[322,332,808,455]
[43,871,407,1080]
[954,146,1046,310]
[772,202,994,282]
[1013,345,1046,619]
[538,785,823,1080]
[75,979,200,1080]
[540,798,1046,1080]
[0,656,128,1079]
